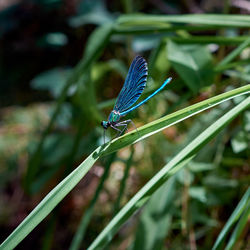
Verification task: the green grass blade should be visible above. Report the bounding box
[88,96,250,250]
[102,85,250,155]
[1,86,249,250]
[115,14,250,34]
[117,14,250,27]
[0,150,101,250]
[214,59,250,73]
[212,187,250,250]
[171,36,250,45]
[132,176,177,250]
[69,153,116,250]
[217,37,250,68]
[225,201,250,250]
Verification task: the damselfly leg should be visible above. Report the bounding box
[113,122,128,137]
[114,119,139,137]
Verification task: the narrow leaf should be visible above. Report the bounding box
[1,86,249,250]
[167,40,214,93]
[88,97,250,250]
[212,187,250,250]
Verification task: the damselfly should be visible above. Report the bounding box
[101,56,172,141]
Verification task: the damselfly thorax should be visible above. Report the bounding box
[108,110,121,123]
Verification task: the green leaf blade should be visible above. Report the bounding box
[88,96,250,250]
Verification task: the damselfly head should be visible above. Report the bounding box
[101,121,110,129]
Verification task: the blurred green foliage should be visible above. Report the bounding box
[0,0,249,249]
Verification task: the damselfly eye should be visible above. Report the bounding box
[101,121,108,129]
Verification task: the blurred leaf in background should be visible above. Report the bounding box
[31,68,72,98]
[168,40,214,93]
[68,0,115,27]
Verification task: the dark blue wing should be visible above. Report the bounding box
[114,56,148,112]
